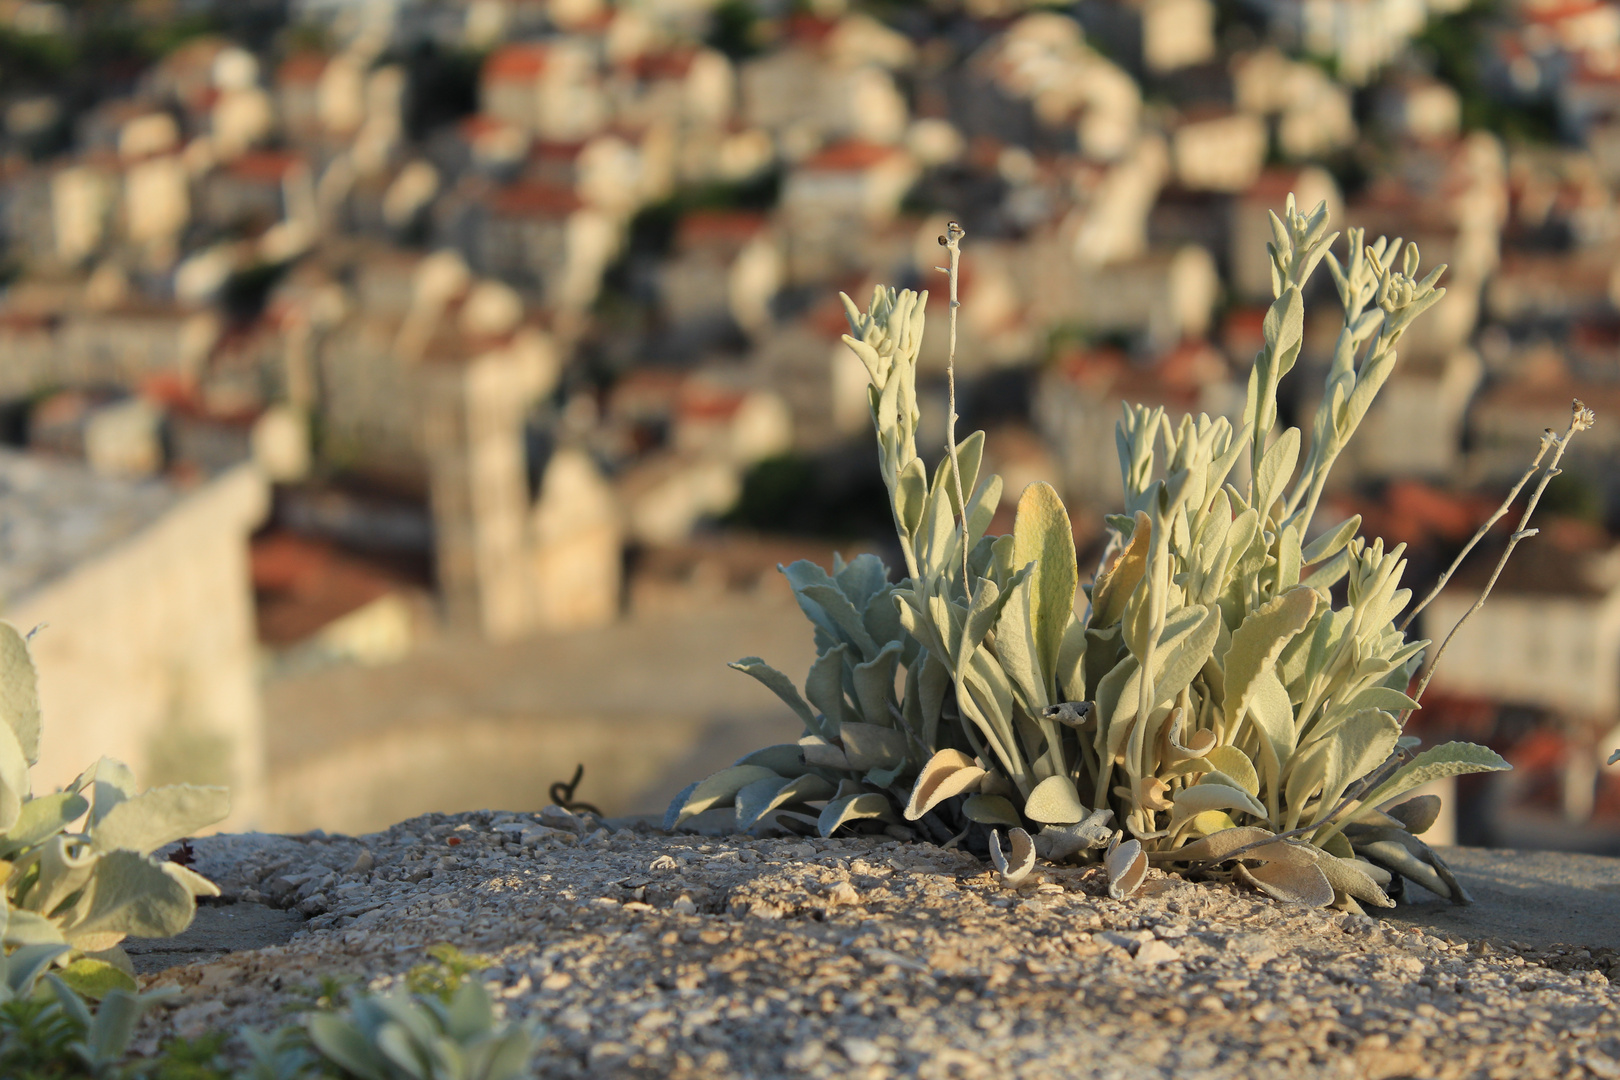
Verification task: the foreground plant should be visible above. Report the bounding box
[243,946,536,1080]
[0,622,228,991]
[669,199,1583,910]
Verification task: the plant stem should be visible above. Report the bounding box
[1407,399,1595,709]
[938,221,972,601]
[1398,436,1555,634]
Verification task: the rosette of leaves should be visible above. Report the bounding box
[670,197,1510,912]
[0,621,228,988]
[1073,197,1507,907]
[666,288,1108,851]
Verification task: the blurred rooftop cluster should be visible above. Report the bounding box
[5,0,1620,838]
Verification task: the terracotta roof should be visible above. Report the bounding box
[277,52,328,86]
[252,531,408,646]
[800,140,902,172]
[677,210,768,250]
[484,43,549,83]
[491,181,581,216]
[226,151,305,183]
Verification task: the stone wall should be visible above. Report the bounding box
[8,466,269,828]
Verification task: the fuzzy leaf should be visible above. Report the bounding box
[1246,670,1297,788]
[1239,859,1333,906]
[1170,782,1267,824]
[58,958,136,1001]
[664,766,781,829]
[90,786,230,857]
[1301,515,1361,564]
[817,793,893,837]
[962,794,1021,826]
[1024,775,1086,824]
[804,645,853,734]
[736,774,836,831]
[67,850,198,942]
[1203,746,1260,796]
[990,827,1036,886]
[839,722,908,772]
[1012,482,1078,690]
[735,744,807,775]
[1357,742,1510,813]
[1223,588,1318,728]
[1106,837,1147,899]
[730,659,821,737]
[0,623,41,765]
[1158,826,1274,864]
[904,750,984,821]
[850,643,903,728]
[1090,512,1150,627]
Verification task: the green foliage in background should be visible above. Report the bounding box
[0,622,228,992]
[243,946,536,1080]
[669,198,1512,909]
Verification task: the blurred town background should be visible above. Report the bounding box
[2,0,1618,849]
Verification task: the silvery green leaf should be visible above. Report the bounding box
[1301,515,1362,564]
[804,645,853,734]
[1356,741,1509,813]
[1056,614,1086,701]
[1089,512,1150,628]
[801,584,880,660]
[1221,587,1317,732]
[835,553,890,611]
[1387,794,1442,835]
[730,659,821,737]
[990,827,1036,886]
[817,793,894,837]
[1156,825,1274,864]
[1151,605,1221,707]
[1202,746,1260,796]
[1169,782,1266,825]
[1105,835,1147,899]
[838,723,908,772]
[0,720,29,834]
[799,736,850,770]
[1275,520,1303,592]
[904,749,984,820]
[1023,775,1086,824]
[1238,859,1333,906]
[2,791,88,856]
[3,909,65,947]
[735,744,807,775]
[1245,670,1297,790]
[90,785,230,856]
[938,430,986,517]
[664,765,781,829]
[307,1013,390,1080]
[991,576,1045,709]
[1012,481,1079,688]
[962,793,1021,826]
[0,622,41,765]
[895,457,928,538]
[781,561,842,639]
[1301,547,1352,590]
[66,850,197,942]
[1254,428,1300,519]
[161,861,221,899]
[851,643,903,728]
[1354,834,1464,902]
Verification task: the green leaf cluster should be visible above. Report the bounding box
[0,622,228,973]
[670,198,1510,909]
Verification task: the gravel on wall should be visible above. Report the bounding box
[141,808,1620,1080]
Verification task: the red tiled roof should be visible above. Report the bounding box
[277,52,328,86]
[491,181,581,216]
[252,532,406,646]
[800,140,901,172]
[484,43,548,82]
[226,151,304,183]
[677,210,768,250]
